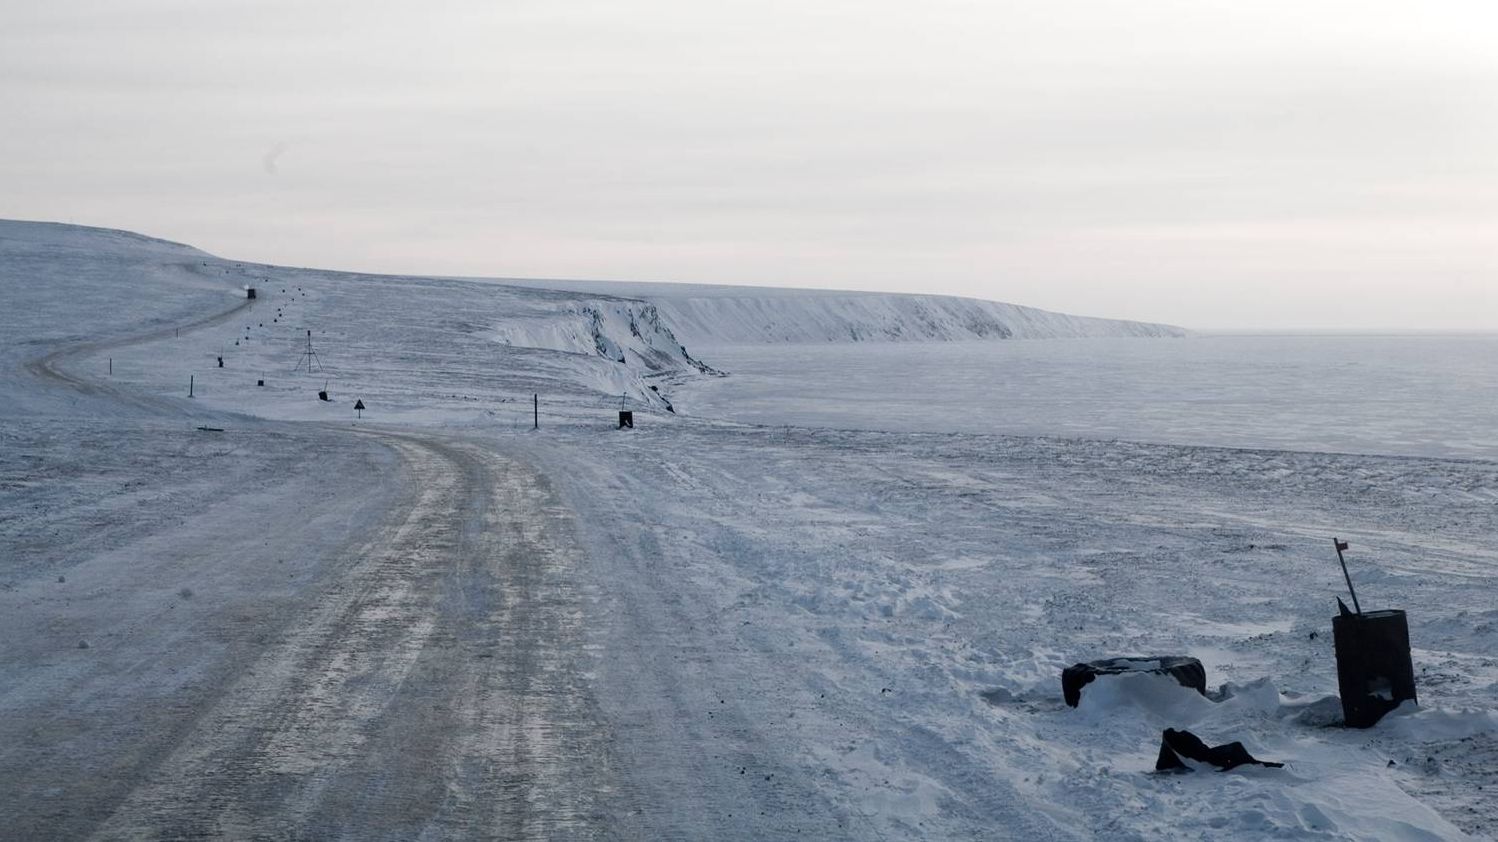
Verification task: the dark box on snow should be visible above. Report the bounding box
[1333,608,1417,728]
[1062,656,1206,708]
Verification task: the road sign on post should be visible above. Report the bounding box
[354,399,365,419]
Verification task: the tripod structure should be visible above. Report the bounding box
[293,329,323,373]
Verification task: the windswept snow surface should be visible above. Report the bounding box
[674,337,1498,462]
[3,221,1495,840]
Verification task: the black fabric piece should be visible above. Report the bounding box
[1154,728,1283,772]
[1061,656,1206,708]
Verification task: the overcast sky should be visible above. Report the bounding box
[2,1,1494,329]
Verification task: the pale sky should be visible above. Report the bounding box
[2,1,1494,329]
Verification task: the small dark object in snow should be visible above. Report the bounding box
[1333,604,1417,728]
[77,639,89,649]
[246,288,256,299]
[257,379,265,387]
[57,575,65,583]
[1155,728,1283,772]
[318,390,329,401]
[618,410,633,429]
[979,687,1016,705]
[178,587,194,599]
[1062,656,1206,707]
[196,426,225,433]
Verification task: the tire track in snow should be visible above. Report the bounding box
[87,432,621,840]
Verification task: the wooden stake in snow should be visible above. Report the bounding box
[189,374,194,398]
[534,393,539,430]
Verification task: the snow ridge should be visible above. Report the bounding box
[482,279,1186,345]
[641,289,1187,345]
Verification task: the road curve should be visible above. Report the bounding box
[23,295,253,414]
[18,286,625,839]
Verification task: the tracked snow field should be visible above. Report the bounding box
[519,425,1498,840]
[3,221,1496,839]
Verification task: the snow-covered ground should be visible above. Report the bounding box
[674,336,1498,462]
[3,221,1495,840]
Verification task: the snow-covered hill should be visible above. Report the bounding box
[2,221,1180,419]
[486,279,1187,345]
[0,221,713,417]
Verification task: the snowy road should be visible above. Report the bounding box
[82,431,622,840]
[1,228,848,840]
[22,295,252,417]
[4,286,628,838]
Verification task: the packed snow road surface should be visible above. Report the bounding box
[84,432,622,840]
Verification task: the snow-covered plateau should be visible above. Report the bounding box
[2,220,1495,840]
